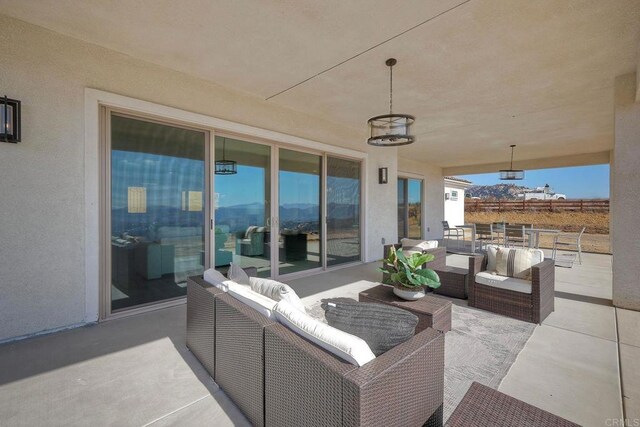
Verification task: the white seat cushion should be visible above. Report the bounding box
[249,277,307,313]
[273,300,376,367]
[475,271,532,294]
[227,283,277,319]
[401,238,438,256]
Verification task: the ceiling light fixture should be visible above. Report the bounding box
[499,144,524,180]
[367,58,415,147]
[215,137,237,175]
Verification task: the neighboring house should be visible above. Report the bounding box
[444,177,473,227]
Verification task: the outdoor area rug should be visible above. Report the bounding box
[555,253,577,268]
[306,299,536,422]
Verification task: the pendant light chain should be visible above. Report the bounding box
[389,64,393,115]
[510,145,515,169]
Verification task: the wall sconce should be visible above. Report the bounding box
[1,96,21,143]
[378,167,388,184]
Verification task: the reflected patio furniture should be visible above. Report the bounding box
[281,231,308,261]
[235,226,266,257]
[214,227,233,267]
[442,220,465,248]
[553,226,586,264]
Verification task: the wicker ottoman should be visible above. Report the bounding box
[359,284,452,333]
[433,266,468,299]
[446,382,580,427]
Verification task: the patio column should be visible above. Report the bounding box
[612,72,640,311]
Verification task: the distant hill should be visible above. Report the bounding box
[466,183,533,200]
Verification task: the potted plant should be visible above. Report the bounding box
[379,247,441,300]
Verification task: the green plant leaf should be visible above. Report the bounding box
[414,269,441,288]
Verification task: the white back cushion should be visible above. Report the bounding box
[203,268,237,291]
[401,238,438,256]
[250,277,307,313]
[227,284,277,319]
[496,247,545,279]
[273,300,376,367]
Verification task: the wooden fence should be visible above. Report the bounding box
[465,199,609,213]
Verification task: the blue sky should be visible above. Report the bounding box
[459,164,610,199]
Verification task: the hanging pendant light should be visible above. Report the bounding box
[367,58,415,147]
[215,137,237,175]
[499,144,524,180]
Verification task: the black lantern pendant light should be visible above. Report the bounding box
[367,58,415,147]
[499,144,525,180]
[215,137,237,175]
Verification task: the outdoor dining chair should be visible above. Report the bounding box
[442,221,465,248]
[553,226,586,264]
[504,224,531,247]
[474,223,494,251]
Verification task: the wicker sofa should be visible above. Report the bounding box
[468,251,555,324]
[186,273,445,427]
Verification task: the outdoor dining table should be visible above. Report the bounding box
[526,228,560,249]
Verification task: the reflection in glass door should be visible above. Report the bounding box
[326,157,361,266]
[278,149,322,275]
[109,114,208,312]
[213,137,271,277]
[398,177,423,239]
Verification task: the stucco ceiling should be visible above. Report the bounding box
[1,0,639,167]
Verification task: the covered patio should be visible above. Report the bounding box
[0,251,632,426]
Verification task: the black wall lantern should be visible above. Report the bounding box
[1,96,21,143]
[378,167,388,184]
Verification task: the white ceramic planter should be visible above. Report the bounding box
[393,286,425,301]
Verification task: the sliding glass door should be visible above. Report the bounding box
[213,137,271,277]
[109,113,208,312]
[277,149,322,275]
[398,177,423,240]
[326,156,361,266]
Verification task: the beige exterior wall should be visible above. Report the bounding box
[0,15,443,341]
[612,73,640,311]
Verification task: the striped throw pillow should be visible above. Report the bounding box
[496,248,537,280]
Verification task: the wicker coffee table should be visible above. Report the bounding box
[446,382,579,426]
[359,284,452,333]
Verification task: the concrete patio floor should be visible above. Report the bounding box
[0,251,637,427]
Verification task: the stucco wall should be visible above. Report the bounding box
[0,15,446,341]
[444,186,466,227]
[612,73,640,311]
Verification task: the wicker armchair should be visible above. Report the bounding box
[468,254,555,324]
[382,243,446,284]
[264,323,445,427]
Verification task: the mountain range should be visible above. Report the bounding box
[466,183,534,200]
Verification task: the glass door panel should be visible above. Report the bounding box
[407,179,423,239]
[278,149,322,275]
[213,137,271,277]
[398,178,407,239]
[110,114,207,311]
[326,157,361,266]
